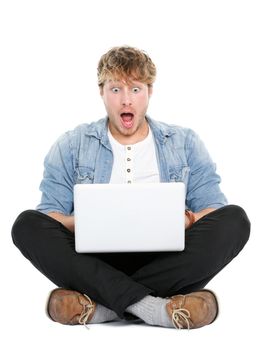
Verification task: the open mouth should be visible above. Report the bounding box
[120,112,134,129]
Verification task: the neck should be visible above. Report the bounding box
[109,119,149,145]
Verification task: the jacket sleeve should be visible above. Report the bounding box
[36,132,75,215]
[185,129,228,212]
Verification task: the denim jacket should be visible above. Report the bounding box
[36,116,227,215]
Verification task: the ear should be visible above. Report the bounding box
[99,86,104,97]
[148,85,153,98]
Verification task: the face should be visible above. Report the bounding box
[100,79,152,144]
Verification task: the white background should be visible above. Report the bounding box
[0,0,262,348]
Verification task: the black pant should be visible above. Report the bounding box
[11,205,250,319]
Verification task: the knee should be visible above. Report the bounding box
[11,210,39,248]
[223,205,251,248]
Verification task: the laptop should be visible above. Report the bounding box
[74,182,185,253]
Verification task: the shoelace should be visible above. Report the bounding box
[171,308,191,330]
[78,294,95,329]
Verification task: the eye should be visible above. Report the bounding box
[132,86,141,94]
[111,87,120,93]
[132,87,141,93]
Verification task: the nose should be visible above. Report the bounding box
[121,90,132,106]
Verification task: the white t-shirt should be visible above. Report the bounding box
[108,127,160,184]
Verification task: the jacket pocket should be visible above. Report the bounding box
[169,166,190,185]
[74,166,94,184]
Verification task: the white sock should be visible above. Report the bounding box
[126,295,174,328]
[89,303,118,324]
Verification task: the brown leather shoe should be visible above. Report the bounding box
[166,290,218,329]
[47,288,96,326]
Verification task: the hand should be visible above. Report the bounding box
[185,210,195,229]
[47,212,75,233]
[185,208,217,230]
[185,213,190,229]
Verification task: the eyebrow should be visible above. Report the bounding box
[108,80,143,87]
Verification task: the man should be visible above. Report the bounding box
[11,46,250,329]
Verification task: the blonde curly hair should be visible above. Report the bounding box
[97,46,156,87]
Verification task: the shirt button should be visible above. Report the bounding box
[127,180,132,184]
[127,146,131,150]
[127,158,131,161]
[127,169,131,173]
